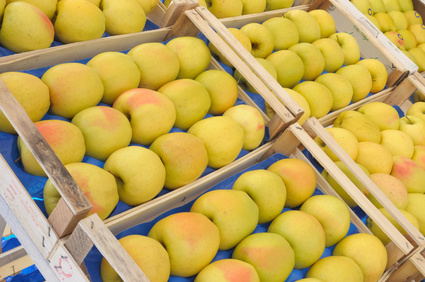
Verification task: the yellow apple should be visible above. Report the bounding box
[265,49,304,88]
[405,193,425,235]
[399,0,414,11]
[406,101,425,121]
[134,0,157,14]
[194,259,260,282]
[284,9,321,43]
[333,110,381,143]
[312,38,345,73]
[351,0,374,15]
[262,16,299,50]
[101,0,146,35]
[355,59,388,93]
[306,256,364,282]
[380,129,415,158]
[206,0,243,18]
[384,30,405,49]
[408,47,425,71]
[398,115,425,146]
[6,0,57,19]
[374,12,397,32]
[314,126,359,162]
[397,29,417,50]
[266,0,294,10]
[309,9,337,38]
[329,32,361,65]
[336,64,373,103]
[357,101,399,130]
[367,172,409,209]
[391,155,425,193]
[288,42,325,81]
[408,23,425,44]
[368,0,386,13]
[383,0,401,11]
[412,144,425,171]
[240,22,275,58]
[315,72,353,111]
[292,81,333,119]
[355,141,394,174]
[366,14,382,30]
[234,57,277,94]
[241,0,266,14]
[388,10,409,30]
[404,10,423,26]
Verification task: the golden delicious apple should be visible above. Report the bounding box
[309,9,337,38]
[265,49,304,88]
[205,0,243,18]
[194,259,260,282]
[289,42,325,81]
[408,23,425,44]
[262,17,299,50]
[87,51,141,105]
[240,23,275,58]
[312,38,345,73]
[232,169,286,224]
[357,101,399,130]
[315,72,353,111]
[306,256,364,282]
[44,162,119,220]
[166,36,212,79]
[134,0,157,15]
[383,0,401,11]
[367,172,409,209]
[329,32,361,65]
[148,212,220,277]
[351,0,374,15]
[113,88,176,145]
[408,47,425,71]
[368,0,386,13]
[380,129,414,158]
[406,101,425,122]
[356,58,388,93]
[100,234,170,282]
[6,0,57,19]
[267,158,317,208]
[84,0,101,7]
[399,115,425,145]
[388,10,409,30]
[293,81,333,119]
[101,0,146,35]
[356,141,394,174]
[314,127,359,162]
[332,233,388,282]
[188,116,244,169]
[399,0,413,11]
[241,0,266,14]
[384,30,405,49]
[336,64,373,102]
[405,193,425,235]
[266,0,295,10]
[18,120,86,177]
[0,71,49,134]
[412,144,425,171]
[405,10,423,26]
[284,9,321,43]
[366,14,382,30]
[333,110,381,143]
[234,57,277,94]
[402,49,418,62]
[391,155,425,193]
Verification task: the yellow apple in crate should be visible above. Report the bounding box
[289,43,325,81]
[267,158,317,208]
[232,169,286,224]
[240,23,275,58]
[223,104,265,151]
[103,146,165,206]
[195,69,238,115]
[41,63,104,119]
[100,234,170,282]
[191,189,259,250]
[292,81,333,119]
[84,0,101,7]
[333,233,388,282]
[399,115,425,145]
[367,208,420,245]
[388,10,409,30]
[194,259,260,282]
[385,30,405,49]
[409,24,425,44]
[309,9,337,38]
[268,210,326,269]
[405,193,425,235]
[166,36,212,79]
[383,0,401,12]
[0,2,54,53]
[306,256,364,282]
[6,0,57,19]
[399,0,414,11]
[366,14,382,30]
[356,59,388,93]
[406,101,425,121]
[54,0,105,43]
[336,64,372,103]
[265,49,304,88]
[402,49,418,63]
[351,0,374,15]
[71,106,132,161]
[234,57,277,94]
[101,0,146,35]
[86,51,141,105]
[262,17,299,50]
[232,232,295,282]
[188,116,244,169]
[0,72,50,134]
[381,130,414,159]
[240,0,266,14]
[329,32,361,65]
[113,88,176,145]
[405,10,423,26]
[322,161,370,208]
[284,9,321,43]
[44,162,119,220]
[149,132,208,190]
[315,73,353,111]
[312,38,345,73]
[314,127,359,162]
[357,101,399,130]
[18,120,86,177]
[368,0,386,13]
[391,155,425,193]
[158,79,211,131]
[333,110,381,143]
[412,144,425,170]
[266,0,294,10]
[127,42,180,90]
[300,195,351,247]
[408,47,425,71]
[356,141,394,174]
[134,0,157,15]
[367,173,409,209]
[148,212,220,277]
[204,0,243,18]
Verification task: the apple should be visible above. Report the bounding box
[284,9,321,43]
[148,212,220,277]
[380,129,415,158]
[315,72,353,111]
[240,22,275,58]
[157,79,211,131]
[18,119,86,177]
[402,49,418,63]
[368,0,386,13]
[375,12,397,32]
[404,10,423,26]
[234,57,277,94]
[388,10,409,30]
[309,9,337,38]
[292,81,333,119]
[357,101,399,130]
[333,110,381,143]
[262,17,299,50]
[312,38,345,73]
[306,256,364,281]
[406,101,425,121]
[367,172,409,209]
[412,144,425,171]
[265,49,304,88]
[329,32,361,65]
[336,64,373,103]
[396,29,417,50]
[408,47,425,71]
[84,0,101,7]
[241,0,266,14]
[6,0,57,19]
[399,0,414,11]
[54,0,105,43]
[127,42,180,90]
[205,0,243,18]
[408,24,425,44]
[405,193,425,235]
[266,0,294,10]
[166,36,212,79]
[0,71,50,134]
[101,0,145,36]
[355,141,394,174]
[314,126,359,162]
[134,0,157,15]
[351,0,374,15]
[100,234,170,282]
[391,155,425,193]
[44,162,118,220]
[267,158,317,208]
[399,115,425,146]
[384,30,405,49]
[232,232,295,281]
[86,51,140,105]
[366,14,382,30]
[356,59,388,93]
[113,88,176,145]
[383,0,401,11]
[0,2,54,53]
[232,169,286,224]
[288,42,325,81]
[194,259,260,282]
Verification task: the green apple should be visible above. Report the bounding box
[101,0,146,35]
[357,101,399,130]
[232,169,286,224]
[240,22,274,58]
[134,0,157,15]
[284,9,321,43]
[383,0,401,11]
[149,132,209,190]
[333,110,381,143]
[6,0,57,19]
[404,10,423,26]
[306,256,364,282]
[374,12,397,32]
[266,0,294,10]
[355,141,394,174]
[368,0,386,13]
[205,0,243,18]
[71,106,132,161]
[0,71,49,134]
[397,29,417,50]
[195,69,238,115]
[262,16,299,50]
[380,129,414,158]
[314,126,359,162]
[113,88,176,145]
[391,155,425,193]
[332,233,388,282]
[384,30,405,49]
[103,146,165,206]
[241,0,266,14]
[41,62,104,119]
[351,0,374,15]
[87,51,141,105]
[54,0,105,43]
[312,38,345,73]
[388,10,409,30]
[234,57,277,94]
[292,81,333,119]
[158,79,211,131]
[191,189,259,250]
[336,64,373,103]
[356,58,388,93]
[408,47,425,71]
[309,9,337,38]
[0,2,54,52]
[289,42,325,81]
[399,115,425,146]
[329,32,361,65]
[412,144,425,171]
[409,24,425,44]
[405,193,425,235]
[100,234,170,282]
[148,212,220,277]
[265,50,304,88]
[194,259,260,282]
[267,158,317,208]
[44,162,118,220]
[367,172,409,209]
[232,232,295,281]
[315,72,353,111]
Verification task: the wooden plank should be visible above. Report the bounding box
[0,253,33,279]
[159,0,191,28]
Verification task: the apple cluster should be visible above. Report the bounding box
[0,0,158,53]
[352,0,425,71]
[316,101,425,244]
[98,157,389,282]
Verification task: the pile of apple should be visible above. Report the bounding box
[209,8,389,125]
[315,101,425,245]
[351,0,425,71]
[0,0,158,53]
[98,156,389,282]
[0,35,267,221]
